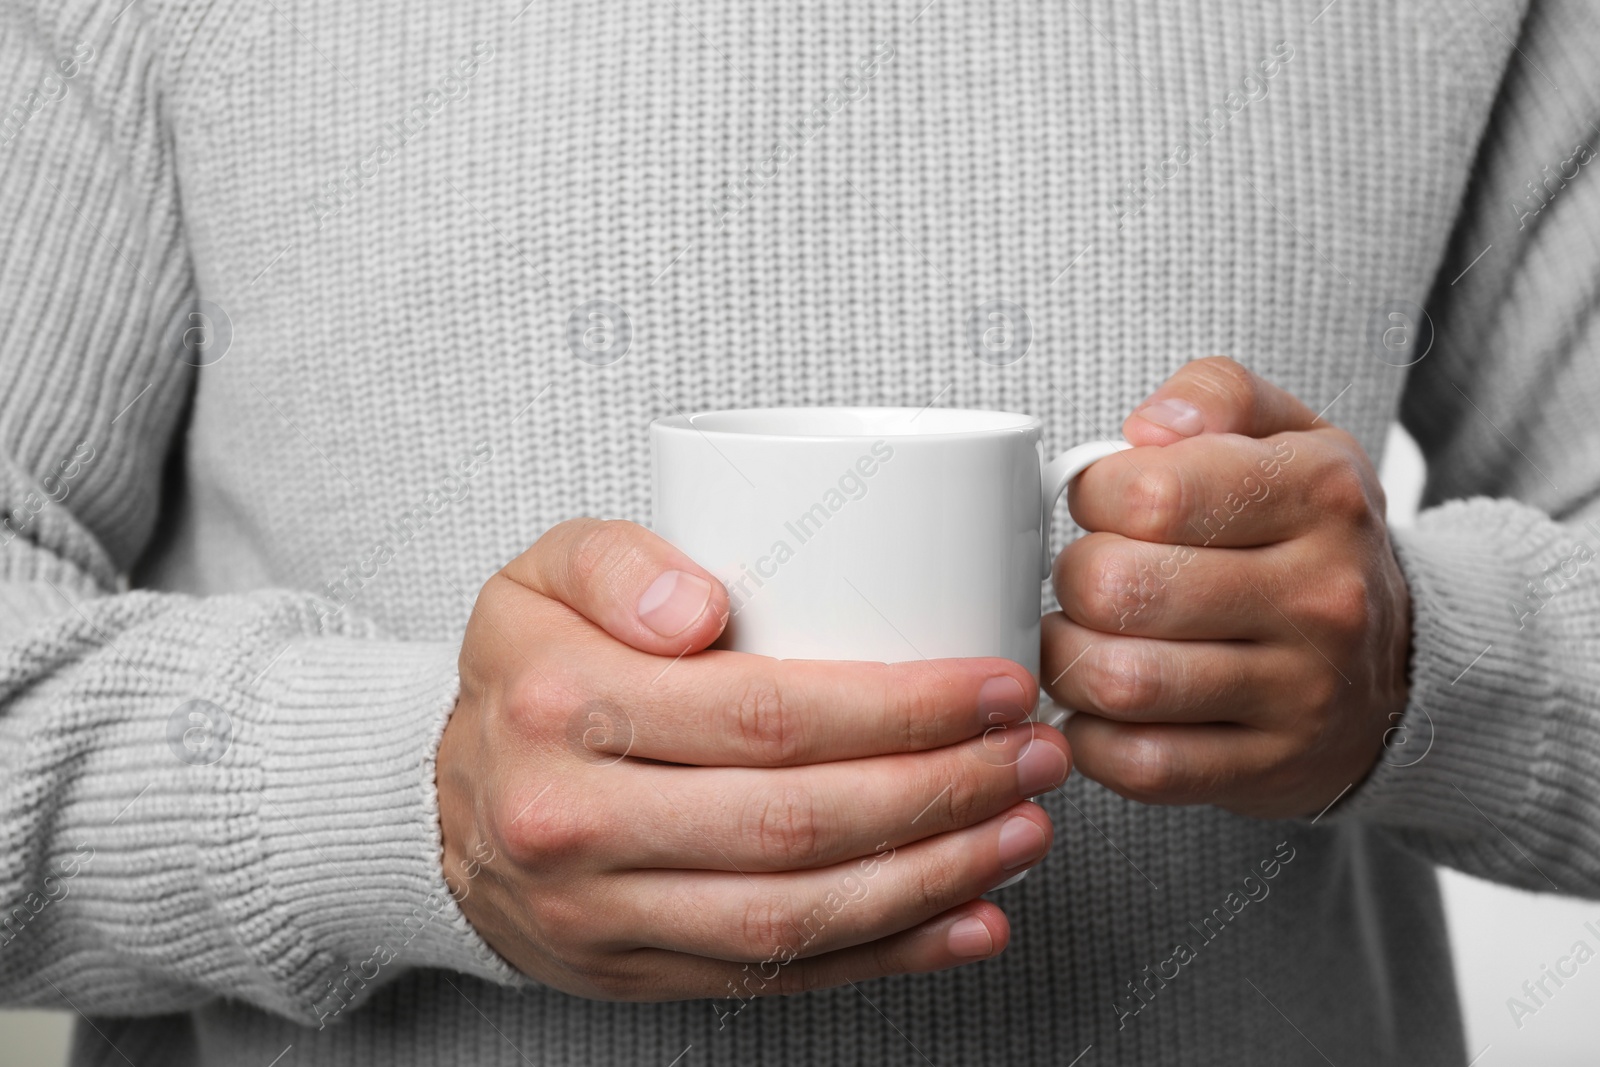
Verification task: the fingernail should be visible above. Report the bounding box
[997,814,1049,871]
[946,915,994,958]
[1016,738,1070,796]
[1136,397,1204,436]
[637,570,712,637]
[976,675,1031,731]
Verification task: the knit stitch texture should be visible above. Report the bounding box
[2,0,1599,1064]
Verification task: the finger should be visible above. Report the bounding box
[1052,532,1293,640]
[1063,713,1278,807]
[623,801,1052,961]
[502,518,731,656]
[611,725,1069,872]
[1122,356,1319,446]
[616,899,1011,1001]
[574,647,1038,767]
[1042,612,1288,724]
[1068,433,1327,547]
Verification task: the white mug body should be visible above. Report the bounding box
[651,407,1118,681]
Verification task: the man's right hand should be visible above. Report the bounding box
[436,518,1072,1002]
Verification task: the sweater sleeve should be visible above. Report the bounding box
[0,0,524,1023]
[1329,0,1600,898]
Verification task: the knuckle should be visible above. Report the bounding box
[1086,544,1142,631]
[738,892,799,959]
[1192,355,1259,410]
[541,516,596,544]
[1084,644,1160,718]
[731,668,802,764]
[565,519,640,591]
[744,786,822,868]
[908,848,963,915]
[502,674,542,728]
[1114,730,1179,801]
[506,672,565,733]
[1310,456,1373,521]
[772,956,824,997]
[562,953,638,1000]
[1303,568,1372,637]
[934,765,986,828]
[863,928,903,983]
[1124,465,1187,543]
[493,789,590,868]
[472,572,515,622]
[883,663,943,750]
[1298,667,1342,717]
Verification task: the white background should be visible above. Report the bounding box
[1381,427,1596,1067]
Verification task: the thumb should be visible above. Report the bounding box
[1123,356,1319,446]
[503,518,730,656]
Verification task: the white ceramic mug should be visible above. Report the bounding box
[650,406,1128,695]
[651,407,1128,887]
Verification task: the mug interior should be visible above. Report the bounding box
[663,406,1037,439]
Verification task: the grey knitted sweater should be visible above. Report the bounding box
[3,0,1599,1063]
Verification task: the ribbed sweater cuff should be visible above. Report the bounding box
[242,638,527,1020]
[1328,504,1554,837]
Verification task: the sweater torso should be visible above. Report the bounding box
[51,0,1529,1061]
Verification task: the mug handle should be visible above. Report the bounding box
[991,439,1133,894]
[1039,439,1134,580]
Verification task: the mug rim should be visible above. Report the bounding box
[650,406,1042,442]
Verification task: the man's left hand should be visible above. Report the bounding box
[1046,356,1413,819]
